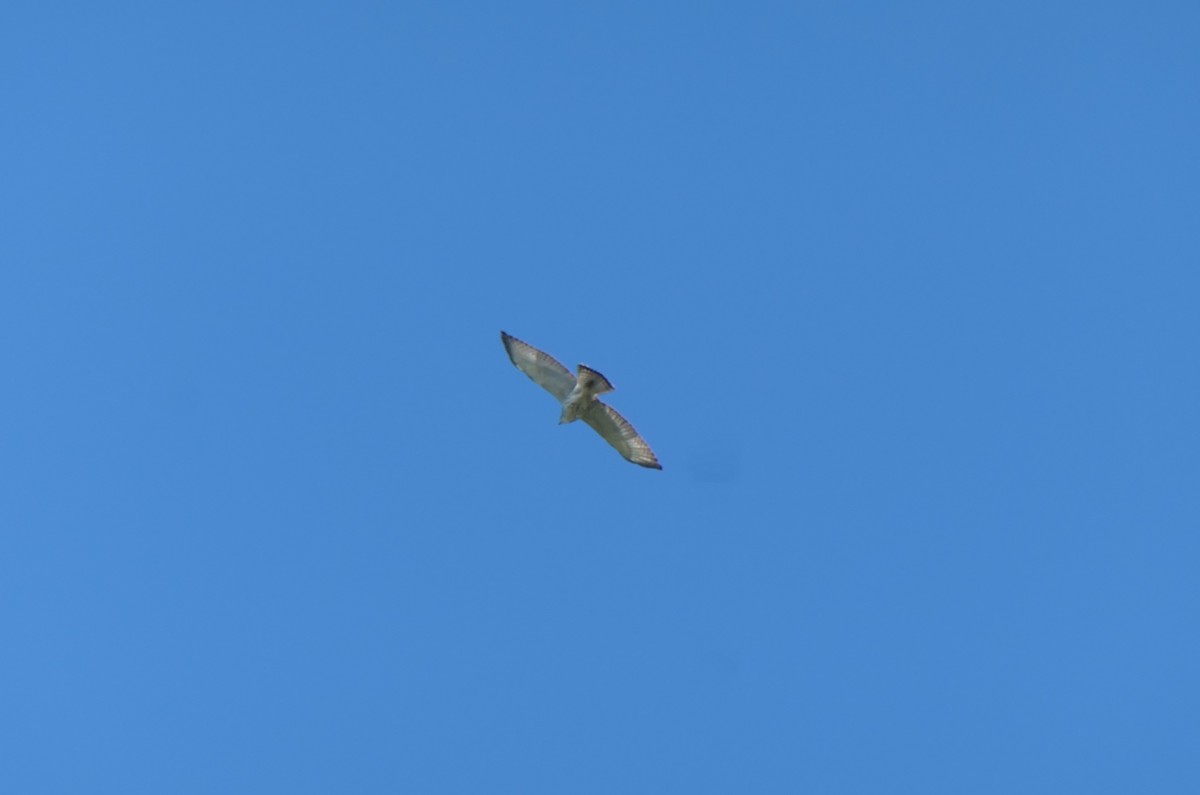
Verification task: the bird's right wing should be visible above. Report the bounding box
[500,331,576,402]
[582,401,662,469]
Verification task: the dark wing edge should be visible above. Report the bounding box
[500,331,576,402]
[581,401,662,469]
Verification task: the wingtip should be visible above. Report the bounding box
[499,331,517,364]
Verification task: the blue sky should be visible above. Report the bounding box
[3,2,1198,792]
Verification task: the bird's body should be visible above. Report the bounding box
[558,365,614,424]
[500,331,661,469]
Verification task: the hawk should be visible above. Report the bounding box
[500,331,662,469]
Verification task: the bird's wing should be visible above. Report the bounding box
[582,401,662,469]
[500,331,576,402]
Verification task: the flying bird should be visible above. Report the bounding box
[500,331,662,469]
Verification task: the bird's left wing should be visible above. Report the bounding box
[500,331,576,402]
[582,401,662,469]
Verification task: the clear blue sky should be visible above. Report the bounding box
[3,2,1197,792]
